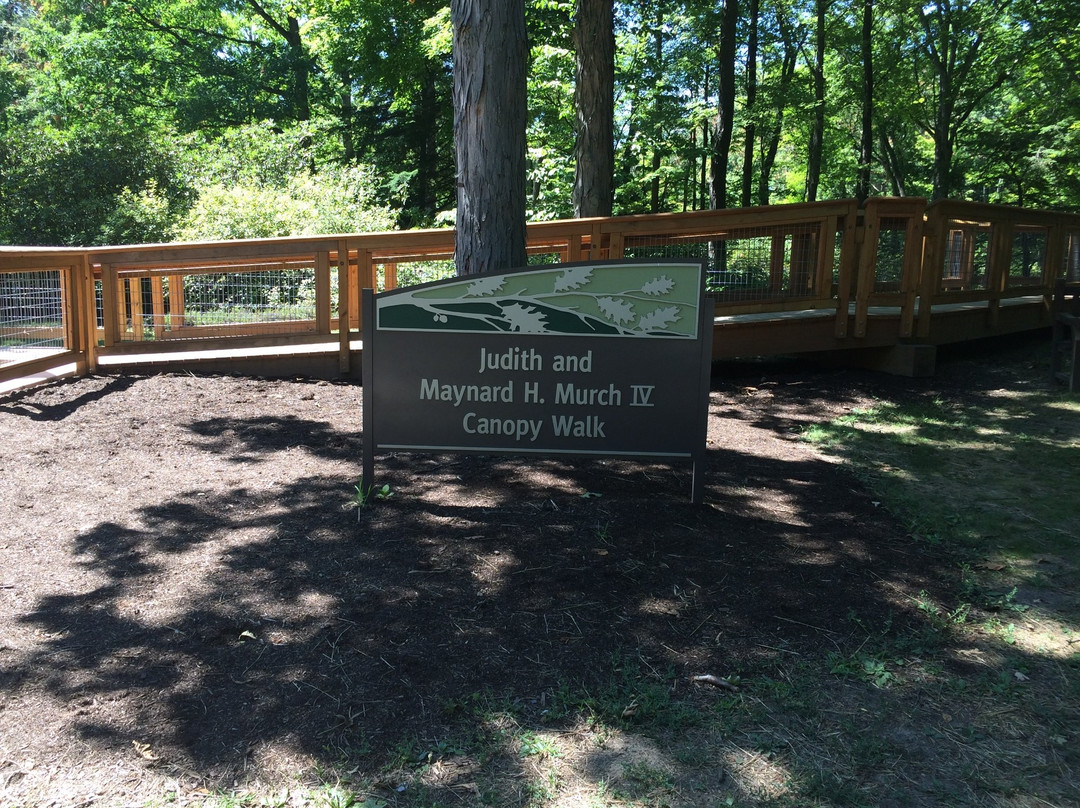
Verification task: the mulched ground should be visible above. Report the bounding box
[0,340,1041,804]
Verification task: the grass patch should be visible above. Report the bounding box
[801,390,1080,561]
[179,354,1078,807]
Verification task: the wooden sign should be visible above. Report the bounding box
[362,260,712,502]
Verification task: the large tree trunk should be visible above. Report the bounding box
[573,0,615,218]
[710,0,739,275]
[856,0,873,203]
[699,65,710,209]
[805,0,826,202]
[741,0,759,208]
[878,128,906,196]
[710,0,739,212]
[932,91,955,201]
[451,0,528,275]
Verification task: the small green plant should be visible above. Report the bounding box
[353,480,393,510]
[983,617,1018,644]
[827,652,896,688]
[991,586,1030,614]
[519,730,561,759]
[255,789,291,808]
[309,784,386,808]
[621,761,676,803]
[915,590,970,631]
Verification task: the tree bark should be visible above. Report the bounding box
[878,128,906,196]
[338,68,356,163]
[413,66,442,222]
[573,0,615,218]
[856,0,873,203]
[741,0,759,208]
[710,0,739,211]
[805,0,826,202]
[451,0,528,275]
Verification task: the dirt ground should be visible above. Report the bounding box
[0,340,1062,805]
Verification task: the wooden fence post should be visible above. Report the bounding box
[815,215,838,302]
[169,274,186,329]
[853,200,879,338]
[986,219,1014,329]
[100,263,121,347]
[897,200,926,339]
[1043,222,1066,318]
[150,276,166,339]
[356,249,374,333]
[315,250,332,335]
[917,206,945,339]
[337,239,351,374]
[79,255,97,373]
[834,205,859,339]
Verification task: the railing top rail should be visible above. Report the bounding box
[596,199,861,234]
[2,200,868,271]
[3,198,1077,274]
[926,198,1080,227]
[93,235,354,267]
[0,245,89,256]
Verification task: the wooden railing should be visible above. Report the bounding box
[0,248,95,382]
[918,200,1080,337]
[2,197,1079,388]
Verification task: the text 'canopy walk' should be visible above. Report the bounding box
[362,260,714,503]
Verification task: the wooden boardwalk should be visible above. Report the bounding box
[2,198,1077,395]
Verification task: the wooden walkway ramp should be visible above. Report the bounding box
[2,198,1078,395]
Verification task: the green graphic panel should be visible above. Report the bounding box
[376,261,703,338]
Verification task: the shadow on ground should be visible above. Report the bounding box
[0,347,1075,805]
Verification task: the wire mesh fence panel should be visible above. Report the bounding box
[832,231,845,292]
[115,263,329,341]
[391,260,456,289]
[622,224,830,304]
[0,270,66,367]
[874,219,910,292]
[1067,233,1080,283]
[1007,229,1048,287]
[527,251,563,266]
[941,226,991,292]
[94,279,104,334]
[181,266,320,326]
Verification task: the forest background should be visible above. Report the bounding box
[0,0,1077,249]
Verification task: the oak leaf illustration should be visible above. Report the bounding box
[641,275,675,296]
[597,296,636,326]
[502,303,549,333]
[553,266,594,292]
[467,276,507,297]
[636,305,681,332]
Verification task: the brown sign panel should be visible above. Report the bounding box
[362,260,712,502]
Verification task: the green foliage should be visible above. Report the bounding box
[176,178,360,242]
[180,121,320,190]
[0,119,186,245]
[176,168,395,243]
[3,0,1080,250]
[97,180,177,245]
[526,39,576,221]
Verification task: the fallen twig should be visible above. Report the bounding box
[691,674,740,692]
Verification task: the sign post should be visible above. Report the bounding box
[362,260,712,503]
